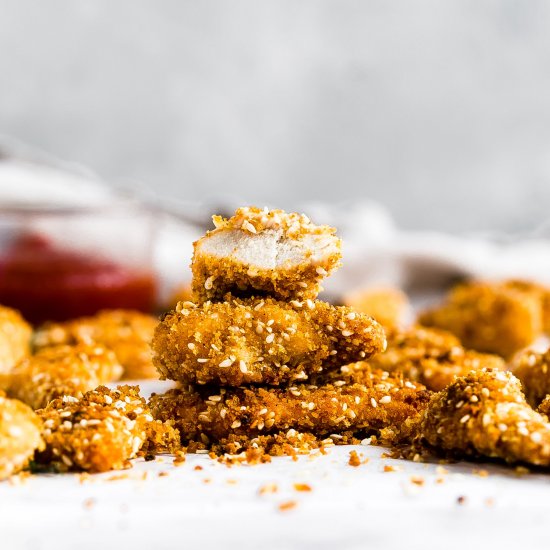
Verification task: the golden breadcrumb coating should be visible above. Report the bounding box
[343,287,410,329]
[0,305,32,375]
[36,385,155,473]
[537,395,550,417]
[502,279,550,335]
[418,281,543,358]
[510,348,550,408]
[0,392,43,479]
[366,326,505,391]
[34,309,158,379]
[192,207,342,303]
[153,297,386,386]
[4,344,123,410]
[149,365,430,442]
[413,369,550,467]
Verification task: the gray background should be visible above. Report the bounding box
[1,0,549,233]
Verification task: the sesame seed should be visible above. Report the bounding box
[266,333,275,344]
[370,398,378,408]
[231,420,242,429]
[204,276,214,290]
[460,415,470,424]
[219,358,234,368]
[379,396,392,404]
[341,330,354,337]
[242,220,257,233]
[197,358,208,363]
[316,267,328,276]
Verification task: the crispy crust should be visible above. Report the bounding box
[510,348,550,408]
[152,297,386,386]
[4,344,123,410]
[0,305,32,375]
[343,287,410,329]
[34,309,159,379]
[149,365,430,442]
[418,281,543,358]
[0,392,43,479]
[366,326,505,391]
[413,369,550,467]
[191,207,342,303]
[36,386,153,472]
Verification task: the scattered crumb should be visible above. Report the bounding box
[457,495,467,505]
[79,473,91,484]
[83,498,96,510]
[485,497,495,507]
[435,466,449,476]
[259,483,278,496]
[293,483,312,492]
[158,471,169,477]
[203,478,211,484]
[410,476,425,486]
[472,468,489,478]
[383,464,401,473]
[278,500,298,512]
[435,477,446,484]
[106,473,131,481]
[348,450,361,467]
[226,479,238,485]
[194,465,203,471]
[173,450,186,467]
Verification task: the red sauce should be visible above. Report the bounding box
[0,234,157,324]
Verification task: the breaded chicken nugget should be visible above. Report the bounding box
[418,281,542,358]
[153,297,386,386]
[34,309,158,379]
[367,326,505,391]
[149,366,430,442]
[36,385,152,472]
[510,348,550,408]
[0,392,43,479]
[191,207,342,303]
[343,287,410,329]
[0,305,32,375]
[4,344,122,410]
[413,369,550,467]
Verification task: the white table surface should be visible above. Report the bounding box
[2,380,550,550]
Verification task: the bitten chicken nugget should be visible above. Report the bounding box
[36,385,153,472]
[153,297,386,386]
[366,326,505,391]
[343,287,410,329]
[0,305,32,375]
[0,392,43,479]
[149,365,430,443]
[191,207,342,303]
[34,309,158,379]
[510,348,550,408]
[418,281,542,358]
[4,344,123,410]
[413,369,550,467]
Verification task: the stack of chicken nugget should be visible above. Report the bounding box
[150,207,431,455]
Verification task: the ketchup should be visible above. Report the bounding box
[0,234,157,324]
